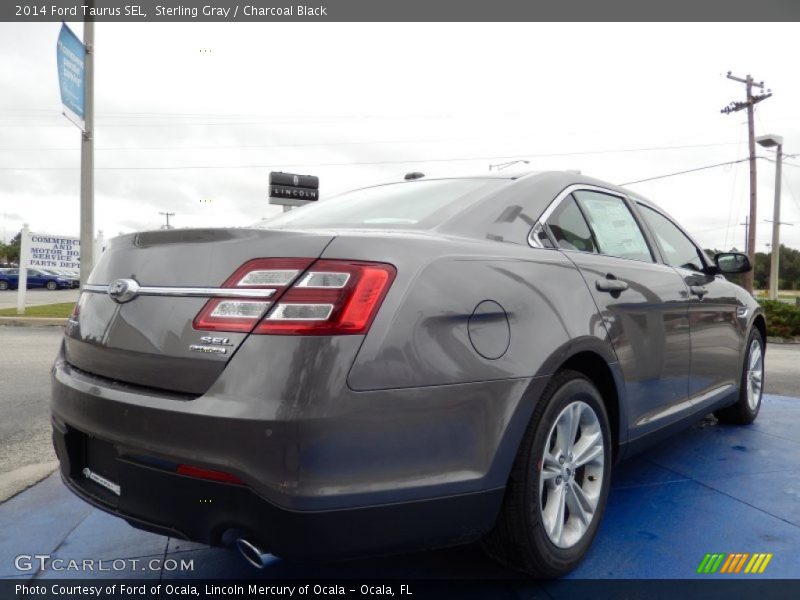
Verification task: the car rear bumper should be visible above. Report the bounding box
[51,339,545,557]
[52,421,504,558]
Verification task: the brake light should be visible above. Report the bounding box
[192,258,314,332]
[193,258,395,335]
[255,260,395,335]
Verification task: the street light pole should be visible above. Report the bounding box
[756,134,784,300]
[489,159,530,171]
[769,143,782,300]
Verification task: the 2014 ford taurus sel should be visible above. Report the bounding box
[51,171,764,577]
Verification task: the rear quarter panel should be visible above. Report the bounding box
[320,233,612,390]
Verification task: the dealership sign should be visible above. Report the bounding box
[56,23,86,130]
[27,232,81,270]
[269,171,320,207]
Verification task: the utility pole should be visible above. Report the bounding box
[79,8,95,287]
[159,212,175,229]
[721,72,772,293]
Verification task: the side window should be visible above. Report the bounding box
[573,190,653,262]
[545,195,598,253]
[637,204,705,272]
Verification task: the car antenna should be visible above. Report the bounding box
[404,172,425,180]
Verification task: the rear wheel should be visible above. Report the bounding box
[715,328,764,425]
[482,370,612,577]
[46,280,58,290]
[0,281,7,290]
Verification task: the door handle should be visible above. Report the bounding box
[689,285,708,298]
[596,277,629,293]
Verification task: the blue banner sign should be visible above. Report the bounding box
[56,23,86,130]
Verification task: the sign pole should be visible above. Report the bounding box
[16,224,30,315]
[79,13,94,287]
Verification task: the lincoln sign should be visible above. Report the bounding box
[268,171,320,207]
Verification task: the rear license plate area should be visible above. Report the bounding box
[78,433,121,506]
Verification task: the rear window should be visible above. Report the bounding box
[263,179,506,230]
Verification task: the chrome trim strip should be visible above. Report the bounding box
[82,284,276,299]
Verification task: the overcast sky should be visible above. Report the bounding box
[1,22,800,252]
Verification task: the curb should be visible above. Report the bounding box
[0,317,67,327]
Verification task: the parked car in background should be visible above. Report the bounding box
[0,268,73,290]
[0,269,18,290]
[42,268,80,288]
[51,171,763,577]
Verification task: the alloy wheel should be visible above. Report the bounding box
[746,339,764,411]
[539,400,605,548]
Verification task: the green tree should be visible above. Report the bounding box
[706,245,800,291]
[0,230,21,265]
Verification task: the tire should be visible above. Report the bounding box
[46,280,58,290]
[715,328,764,425]
[482,370,612,577]
[0,281,7,291]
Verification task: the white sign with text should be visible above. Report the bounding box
[27,232,81,269]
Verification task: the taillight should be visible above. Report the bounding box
[255,260,396,335]
[192,258,314,332]
[193,258,396,336]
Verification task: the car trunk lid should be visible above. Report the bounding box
[63,228,334,395]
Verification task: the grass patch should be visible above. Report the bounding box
[0,302,75,318]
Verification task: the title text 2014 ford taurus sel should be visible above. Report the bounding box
[51,171,764,577]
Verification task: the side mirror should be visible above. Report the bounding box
[714,252,751,274]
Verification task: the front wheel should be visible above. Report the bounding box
[482,370,612,577]
[46,280,58,290]
[0,280,8,291]
[715,328,765,425]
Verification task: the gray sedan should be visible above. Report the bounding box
[51,171,763,577]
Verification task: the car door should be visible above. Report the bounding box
[542,187,692,439]
[26,269,45,288]
[636,203,744,407]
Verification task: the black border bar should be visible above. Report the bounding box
[4,579,800,599]
[5,0,800,22]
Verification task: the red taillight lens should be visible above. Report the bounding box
[193,258,395,335]
[192,258,314,332]
[255,260,396,335]
[176,464,244,485]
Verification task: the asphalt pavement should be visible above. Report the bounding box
[763,343,800,397]
[0,288,79,310]
[0,328,61,500]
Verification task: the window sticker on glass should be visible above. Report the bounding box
[574,191,652,262]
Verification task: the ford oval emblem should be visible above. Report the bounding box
[108,278,140,304]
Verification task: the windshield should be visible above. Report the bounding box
[262,178,506,230]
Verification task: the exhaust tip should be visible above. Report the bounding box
[236,537,268,569]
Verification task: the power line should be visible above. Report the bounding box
[0,140,740,153]
[0,144,751,172]
[0,138,474,151]
[619,158,754,186]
